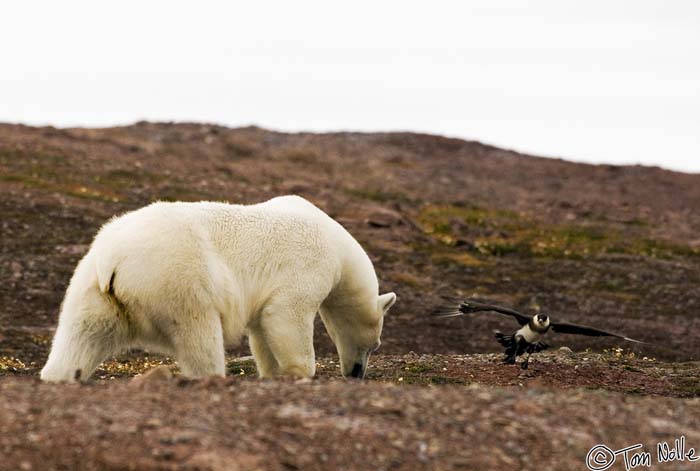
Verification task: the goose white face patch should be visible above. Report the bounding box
[532,315,550,331]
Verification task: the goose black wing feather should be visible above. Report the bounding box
[550,321,650,344]
[457,299,531,326]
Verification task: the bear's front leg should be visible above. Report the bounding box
[254,302,317,379]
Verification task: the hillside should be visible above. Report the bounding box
[1,122,699,470]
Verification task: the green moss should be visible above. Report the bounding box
[97,357,176,378]
[98,168,165,188]
[0,149,127,202]
[345,188,408,203]
[675,382,700,397]
[417,204,699,260]
[0,173,120,202]
[429,376,466,385]
[405,364,433,373]
[0,174,37,185]
[226,358,257,376]
[627,218,649,227]
[474,240,526,257]
[0,357,28,374]
[395,371,468,386]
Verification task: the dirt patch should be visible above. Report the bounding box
[2,123,700,470]
[1,370,700,471]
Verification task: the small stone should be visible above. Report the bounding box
[144,418,163,429]
[129,365,173,387]
[230,355,254,363]
[151,448,175,460]
[558,347,573,354]
[10,261,22,278]
[365,208,402,228]
[55,244,90,255]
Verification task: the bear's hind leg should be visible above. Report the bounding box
[171,308,225,379]
[41,289,126,382]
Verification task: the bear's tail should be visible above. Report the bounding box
[92,238,128,313]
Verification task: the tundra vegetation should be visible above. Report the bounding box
[1,123,700,470]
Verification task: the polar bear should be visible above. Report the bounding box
[40,195,396,382]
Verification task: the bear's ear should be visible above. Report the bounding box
[378,292,397,316]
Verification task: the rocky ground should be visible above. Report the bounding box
[1,122,700,470]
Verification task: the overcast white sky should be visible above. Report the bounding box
[1,1,698,172]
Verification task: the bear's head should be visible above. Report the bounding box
[320,291,396,379]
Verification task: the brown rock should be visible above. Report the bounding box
[129,365,173,387]
[10,261,22,279]
[365,208,402,228]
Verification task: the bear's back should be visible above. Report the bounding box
[93,197,371,294]
[251,195,364,260]
[257,196,378,298]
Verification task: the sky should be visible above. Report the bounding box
[1,1,699,173]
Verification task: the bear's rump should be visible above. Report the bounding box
[96,216,227,323]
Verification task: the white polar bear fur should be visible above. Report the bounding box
[40,195,396,382]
